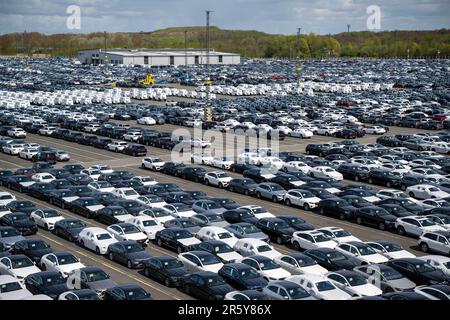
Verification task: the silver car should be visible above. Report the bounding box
[55,150,70,162]
[225,223,269,242]
[192,200,227,215]
[353,263,416,292]
[262,280,316,300]
[255,183,287,202]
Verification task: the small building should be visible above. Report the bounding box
[78,48,240,66]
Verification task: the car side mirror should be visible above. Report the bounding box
[283,296,289,300]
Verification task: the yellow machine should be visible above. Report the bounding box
[139,74,155,86]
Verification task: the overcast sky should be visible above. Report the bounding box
[0,0,449,35]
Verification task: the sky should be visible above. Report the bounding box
[0,0,449,35]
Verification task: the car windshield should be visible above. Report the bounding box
[17,202,34,208]
[42,210,60,218]
[216,173,229,178]
[375,209,390,216]
[332,230,351,238]
[110,208,127,216]
[212,244,233,253]
[174,204,190,212]
[259,260,279,270]
[294,256,316,267]
[326,251,346,261]
[174,230,193,239]
[239,268,259,279]
[122,225,140,234]
[257,245,273,253]
[442,262,450,269]
[28,241,50,250]
[124,190,137,196]
[206,202,221,209]
[43,274,65,286]
[11,257,33,269]
[207,215,224,222]
[199,254,221,265]
[380,268,403,280]
[252,207,267,214]
[58,254,79,265]
[144,209,170,218]
[66,221,85,229]
[419,219,436,227]
[0,281,22,293]
[357,245,377,256]
[180,220,196,228]
[288,286,310,299]
[381,243,402,252]
[217,232,232,239]
[97,233,112,240]
[122,287,150,300]
[313,234,331,242]
[83,199,100,206]
[142,220,157,227]
[124,243,143,253]
[85,270,109,282]
[316,281,335,292]
[162,259,184,269]
[205,276,226,287]
[346,275,368,286]
[415,263,436,273]
[429,187,440,192]
[241,224,260,234]
[10,214,29,221]
[270,185,284,191]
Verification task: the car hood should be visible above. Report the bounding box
[27,248,53,259]
[43,283,69,296]
[86,205,104,212]
[333,259,359,270]
[13,265,41,278]
[0,289,33,300]
[319,289,351,300]
[300,264,328,276]
[263,268,290,280]
[0,236,26,247]
[185,226,201,234]
[127,251,152,261]
[386,250,416,260]
[389,278,416,290]
[87,279,117,291]
[242,277,268,289]
[216,251,243,263]
[177,237,201,247]
[352,284,383,297]
[208,284,235,297]
[12,220,35,228]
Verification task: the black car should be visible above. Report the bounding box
[53,218,87,242]
[62,164,85,175]
[10,238,53,263]
[70,197,103,218]
[256,217,296,244]
[230,163,258,174]
[162,162,186,176]
[107,241,152,269]
[334,129,357,139]
[304,248,360,271]
[27,182,57,201]
[0,170,13,186]
[400,174,426,191]
[243,168,271,184]
[123,144,147,157]
[354,206,398,230]
[379,204,414,218]
[32,151,57,164]
[48,189,79,209]
[0,213,38,235]
[67,174,94,186]
[142,256,189,287]
[103,284,151,300]
[166,192,196,205]
[316,198,357,220]
[91,192,119,206]
[381,292,430,300]
[387,258,449,286]
[95,206,130,225]
[155,228,198,253]
[218,263,268,290]
[6,200,37,215]
[25,271,70,299]
[179,167,207,182]
[211,198,239,210]
[341,195,372,208]
[92,138,113,149]
[223,209,258,225]
[376,198,424,215]
[269,174,305,190]
[227,178,258,196]
[368,169,402,188]
[109,200,146,216]
[181,271,234,300]
[32,162,54,173]
[305,144,330,157]
[337,164,370,182]
[277,216,314,231]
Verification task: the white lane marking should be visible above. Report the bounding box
[0,159,22,168]
[38,233,182,300]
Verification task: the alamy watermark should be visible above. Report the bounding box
[366,5,381,30]
[66,5,81,30]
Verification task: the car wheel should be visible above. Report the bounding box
[80,240,85,247]
[378,222,386,231]
[184,284,191,295]
[229,186,234,192]
[420,242,429,252]
[219,183,224,189]
[144,268,150,277]
[205,179,209,186]
[368,178,373,184]
[272,196,278,203]
[95,247,100,254]
[44,223,49,231]
[386,182,391,188]
[354,176,359,182]
[338,212,346,220]
[397,226,406,236]
[244,190,249,196]
[293,241,301,251]
[285,199,291,206]
[409,192,415,198]
[318,208,325,215]
[356,217,363,225]
[256,192,261,199]
[401,184,407,191]
[108,252,114,261]
[177,246,183,254]
[303,203,310,211]
[164,277,171,287]
[127,260,133,269]
[68,234,74,242]
[276,237,283,245]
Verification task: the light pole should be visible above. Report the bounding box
[407,48,410,59]
[204,10,213,122]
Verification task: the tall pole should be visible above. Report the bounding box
[297,28,301,58]
[103,31,109,64]
[204,10,213,122]
[347,24,351,33]
[184,30,188,66]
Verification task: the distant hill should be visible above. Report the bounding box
[1,27,449,58]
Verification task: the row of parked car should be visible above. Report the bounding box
[0,159,448,300]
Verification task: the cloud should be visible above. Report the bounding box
[0,0,449,35]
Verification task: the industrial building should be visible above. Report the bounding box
[78,48,240,66]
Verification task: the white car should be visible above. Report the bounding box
[431,142,450,154]
[141,157,165,171]
[139,208,174,225]
[375,189,412,201]
[335,242,389,264]
[233,238,282,259]
[274,253,328,275]
[316,227,361,244]
[309,166,343,181]
[31,173,56,184]
[190,138,211,148]
[364,126,386,135]
[112,188,140,200]
[282,161,311,174]
[276,126,293,135]
[89,165,113,174]
[291,230,337,251]
[30,209,64,230]
[178,251,224,273]
[126,216,164,240]
[418,230,450,255]
[131,176,157,186]
[238,205,275,220]
[287,274,352,300]
[210,157,234,170]
[78,227,118,255]
[87,181,115,193]
[0,275,33,300]
[107,141,128,152]
[406,184,449,200]
[84,124,101,133]
[2,143,25,155]
[283,189,321,210]
[137,117,157,125]
[18,148,39,160]
[106,223,149,245]
[326,271,383,297]
[240,256,291,281]
[196,226,238,247]
[204,171,233,188]
[80,169,101,181]
[162,204,197,218]
[290,128,314,138]
[136,195,167,208]
[395,216,446,237]
[39,127,57,136]
[0,192,15,206]
[191,153,214,165]
[366,241,416,260]
[123,132,142,142]
[417,255,450,276]
[0,255,41,283]
[7,128,27,138]
[40,252,85,277]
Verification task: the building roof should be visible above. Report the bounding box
[80,48,239,57]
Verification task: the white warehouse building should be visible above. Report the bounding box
[78,48,240,66]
